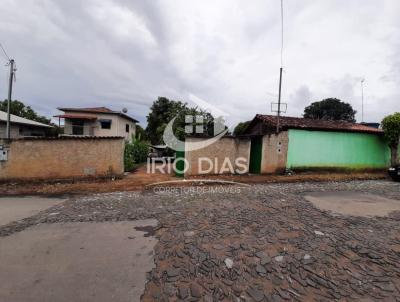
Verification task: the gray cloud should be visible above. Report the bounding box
[288,85,314,116]
[0,0,399,126]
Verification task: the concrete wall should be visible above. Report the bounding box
[260,131,289,174]
[286,129,390,170]
[63,111,136,142]
[0,137,124,181]
[185,137,251,176]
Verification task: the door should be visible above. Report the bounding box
[249,136,262,174]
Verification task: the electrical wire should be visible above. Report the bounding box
[280,0,284,68]
[0,42,11,62]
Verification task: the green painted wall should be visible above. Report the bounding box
[286,129,390,169]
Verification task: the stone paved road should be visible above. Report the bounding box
[1,180,400,301]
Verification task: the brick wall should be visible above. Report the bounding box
[0,137,124,181]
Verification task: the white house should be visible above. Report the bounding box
[55,107,138,142]
[0,110,52,138]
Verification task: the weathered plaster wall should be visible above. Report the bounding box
[260,131,289,174]
[0,138,124,181]
[62,111,136,142]
[286,129,390,170]
[185,137,251,176]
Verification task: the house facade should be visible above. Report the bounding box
[244,114,390,173]
[0,110,52,138]
[55,107,138,142]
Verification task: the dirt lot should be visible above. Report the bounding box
[1,179,400,301]
[0,164,388,196]
[0,165,175,196]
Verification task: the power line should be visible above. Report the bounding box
[280,0,284,68]
[0,42,16,139]
[0,42,11,62]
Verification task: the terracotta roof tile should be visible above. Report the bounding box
[53,114,97,120]
[254,114,383,134]
[57,107,139,123]
[58,107,114,113]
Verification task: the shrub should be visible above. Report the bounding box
[124,143,135,172]
[382,112,400,166]
[124,140,149,171]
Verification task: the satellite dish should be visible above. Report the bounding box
[122,108,128,113]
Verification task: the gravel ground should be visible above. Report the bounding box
[1,180,400,301]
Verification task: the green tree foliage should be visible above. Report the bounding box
[124,143,135,172]
[233,121,251,135]
[135,124,148,141]
[0,100,51,124]
[145,97,215,145]
[303,98,356,122]
[124,139,149,171]
[382,113,400,166]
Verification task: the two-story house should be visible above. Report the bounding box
[55,107,138,142]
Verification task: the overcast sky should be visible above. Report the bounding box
[0,0,399,127]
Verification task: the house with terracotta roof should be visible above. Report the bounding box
[55,107,138,142]
[243,114,390,173]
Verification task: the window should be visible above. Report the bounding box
[126,124,129,133]
[100,119,112,129]
[72,120,84,135]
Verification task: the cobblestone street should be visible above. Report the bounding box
[1,180,400,301]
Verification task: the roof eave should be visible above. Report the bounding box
[118,113,139,123]
[0,120,53,128]
[285,126,384,135]
[57,108,139,123]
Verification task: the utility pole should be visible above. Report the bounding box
[6,59,15,139]
[276,67,283,133]
[276,0,284,134]
[360,79,365,123]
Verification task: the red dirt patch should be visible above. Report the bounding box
[0,166,387,196]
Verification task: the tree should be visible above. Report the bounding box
[146,97,186,144]
[233,121,251,135]
[382,113,400,166]
[0,100,51,124]
[145,97,215,145]
[303,98,356,122]
[135,124,148,141]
